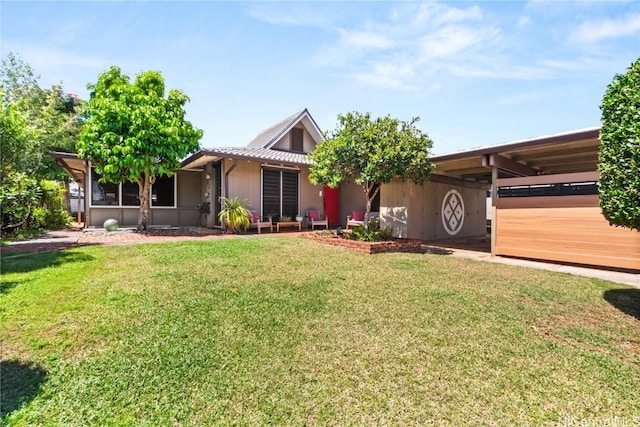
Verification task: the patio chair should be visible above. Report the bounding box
[346,211,379,229]
[306,209,328,230]
[248,210,273,234]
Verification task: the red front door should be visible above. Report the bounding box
[323,186,340,226]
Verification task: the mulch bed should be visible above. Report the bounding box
[301,233,428,255]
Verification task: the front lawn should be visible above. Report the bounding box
[1,237,639,425]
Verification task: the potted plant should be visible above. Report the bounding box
[217,197,251,233]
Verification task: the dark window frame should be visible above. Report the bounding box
[89,168,177,208]
[262,167,299,220]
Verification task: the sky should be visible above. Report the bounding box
[2,1,639,155]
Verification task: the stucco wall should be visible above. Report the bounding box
[381,179,486,240]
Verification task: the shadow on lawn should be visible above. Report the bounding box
[1,251,95,294]
[0,359,48,419]
[604,288,640,321]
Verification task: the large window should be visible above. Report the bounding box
[262,167,299,219]
[90,169,176,207]
[151,175,175,207]
[91,177,119,206]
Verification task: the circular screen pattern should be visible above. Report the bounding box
[442,189,464,235]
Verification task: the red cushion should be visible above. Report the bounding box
[352,211,364,221]
[308,210,320,221]
[250,211,260,223]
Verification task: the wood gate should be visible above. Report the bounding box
[495,172,639,270]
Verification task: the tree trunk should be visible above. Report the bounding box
[363,182,380,231]
[137,174,152,231]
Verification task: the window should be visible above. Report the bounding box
[291,128,304,153]
[91,173,119,206]
[152,175,175,207]
[90,168,176,207]
[122,181,139,206]
[262,167,299,219]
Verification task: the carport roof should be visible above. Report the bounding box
[431,127,600,182]
[50,152,88,184]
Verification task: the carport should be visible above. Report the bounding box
[431,127,639,271]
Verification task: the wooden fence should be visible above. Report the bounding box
[496,172,639,270]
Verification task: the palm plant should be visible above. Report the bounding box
[217,197,251,233]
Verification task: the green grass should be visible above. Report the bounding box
[1,237,639,426]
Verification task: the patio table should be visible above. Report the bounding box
[276,221,301,232]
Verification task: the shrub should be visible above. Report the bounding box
[217,197,251,233]
[1,170,71,235]
[599,57,640,231]
[0,169,40,231]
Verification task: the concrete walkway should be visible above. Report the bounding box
[3,227,638,288]
[430,244,639,288]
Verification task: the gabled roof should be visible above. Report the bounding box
[246,108,323,149]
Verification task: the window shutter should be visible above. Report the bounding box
[281,171,299,218]
[291,128,304,153]
[262,168,299,219]
[262,169,281,218]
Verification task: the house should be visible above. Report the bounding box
[53,109,344,229]
[52,107,486,237]
[52,111,638,270]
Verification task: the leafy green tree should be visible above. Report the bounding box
[598,57,640,231]
[309,112,434,225]
[77,66,203,230]
[1,52,84,181]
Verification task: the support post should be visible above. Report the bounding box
[491,164,498,257]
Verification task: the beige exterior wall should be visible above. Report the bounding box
[340,183,365,226]
[381,178,487,240]
[300,168,324,216]
[272,133,291,151]
[220,160,322,219]
[223,159,262,211]
[302,127,317,154]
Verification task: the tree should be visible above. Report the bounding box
[598,57,640,231]
[77,66,203,231]
[309,112,434,226]
[1,52,84,181]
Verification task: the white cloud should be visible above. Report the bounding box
[570,13,640,43]
[340,30,393,49]
[448,63,551,80]
[414,3,483,26]
[419,25,499,59]
[247,3,334,28]
[517,16,532,28]
[352,61,417,92]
